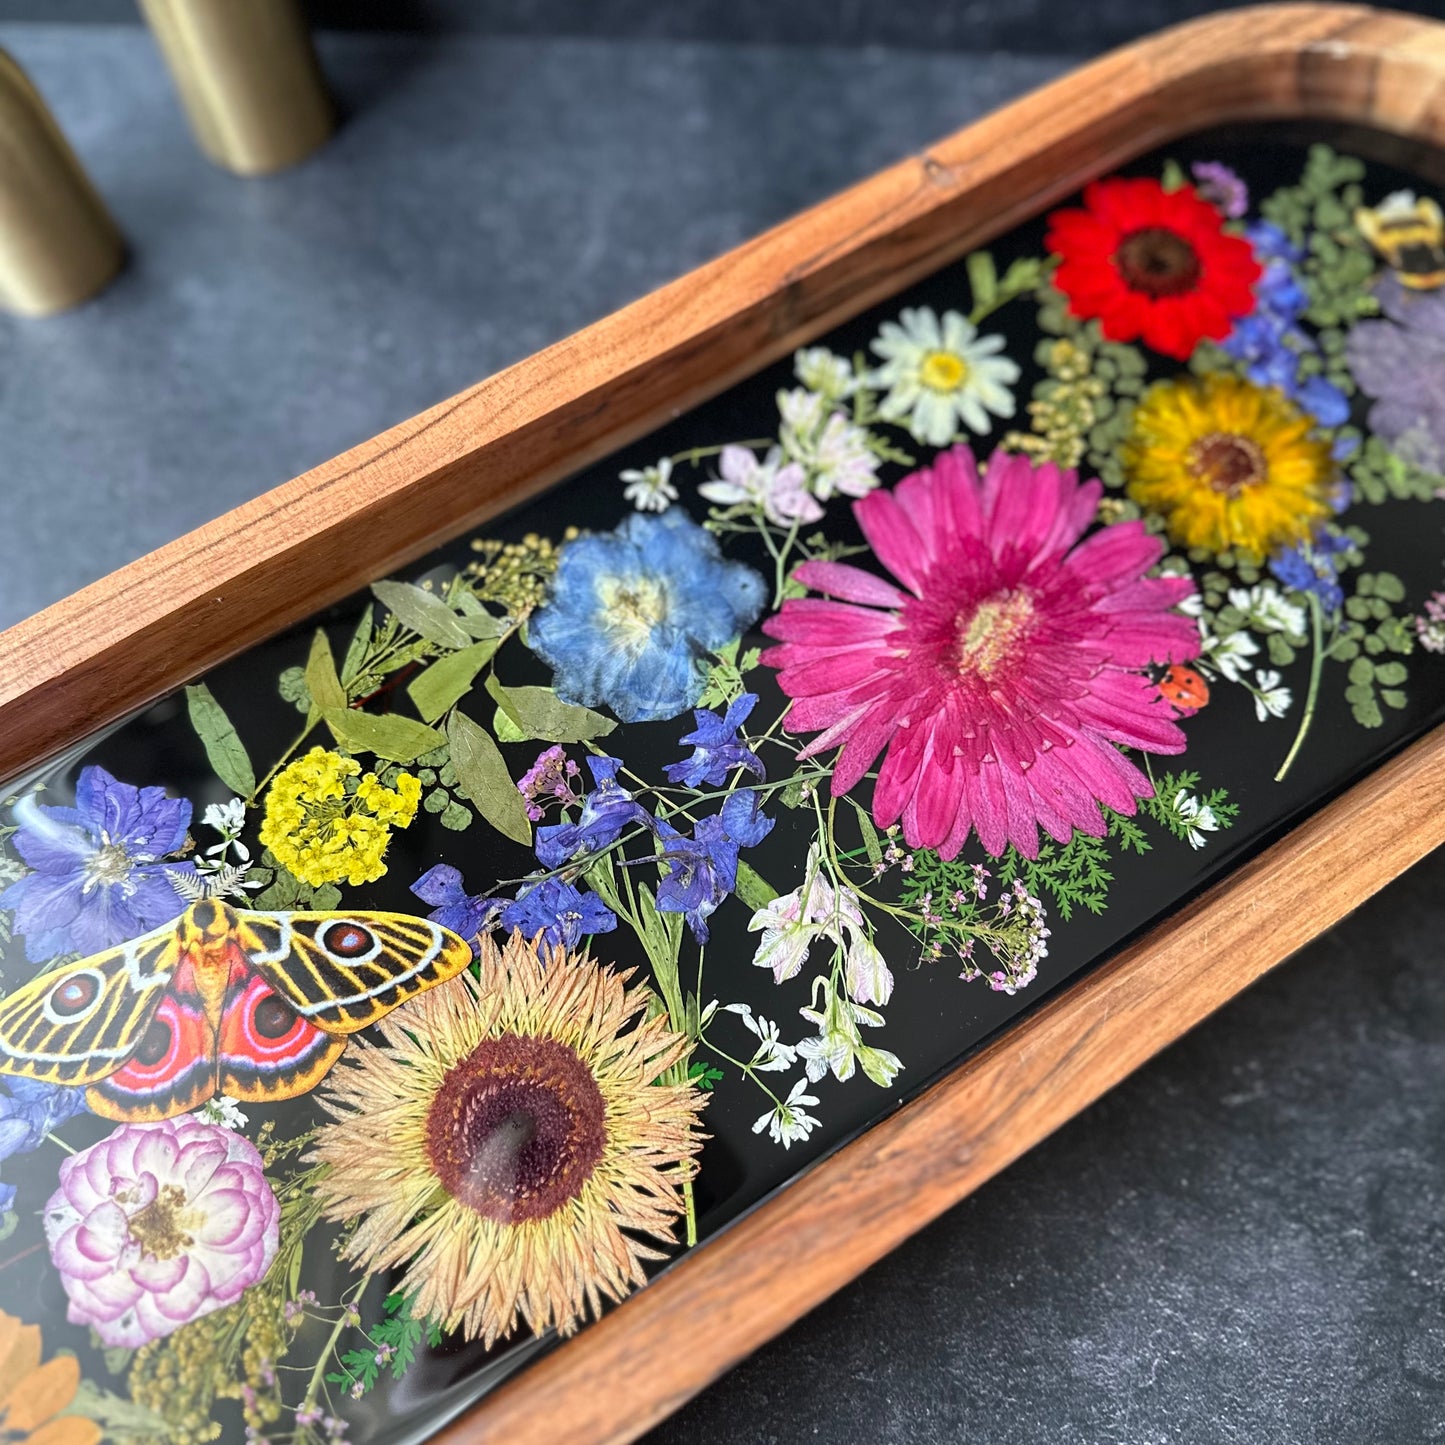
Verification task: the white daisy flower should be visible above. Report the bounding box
[620,457,677,512]
[867,306,1019,447]
[1252,668,1293,721]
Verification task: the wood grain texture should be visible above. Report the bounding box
[3,4,1445,1441]
[4,3,1445,783]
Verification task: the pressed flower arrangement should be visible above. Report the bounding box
[3,126,1445,1445]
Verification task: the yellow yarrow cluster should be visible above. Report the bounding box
[259,746,421,888]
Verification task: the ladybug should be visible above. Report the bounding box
[1156,664,1210,713]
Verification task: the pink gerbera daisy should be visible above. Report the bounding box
[761,446,1201,860]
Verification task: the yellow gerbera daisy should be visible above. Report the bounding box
[1122,373,1336,557]
[309,931,704,1347]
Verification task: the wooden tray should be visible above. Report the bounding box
[4,6,1445,1444]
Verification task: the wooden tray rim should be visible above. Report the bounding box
[5,5,1445,1442]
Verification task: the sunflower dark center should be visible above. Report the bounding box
[425,1033,606,1225]
[1114,226,1201,297]
[1188,431,1267,496]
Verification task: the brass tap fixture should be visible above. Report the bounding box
[0,48,124,317]
[139,0,334,176]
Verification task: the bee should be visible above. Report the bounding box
[1156,664,1210,714]
[1355,190,1445,291]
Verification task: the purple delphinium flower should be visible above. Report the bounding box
[411,863,505,953]
[534,754,652,869]
[0,1076,90,1214]
[1270,530,1352,613]
[648,790,774,943]
[1223,221,1350,428]
[1,766,195,962]
[1345,277,1445,473]
[1191,160,1249,219]
[516,745,580,822]
[500,876,616,951]
[651,816,739,945]
[664,694,765,789]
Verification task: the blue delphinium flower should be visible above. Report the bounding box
[1270,531,1352,613]
[1,765,195,962]
[1224,222,1349,428]
[665,694,765,788]
[0,1076,90,1214]
[528,509,767,724]
[535,755,652,868]
[501,876,617,951]
[649,788,775,943]
[411,863,505,952]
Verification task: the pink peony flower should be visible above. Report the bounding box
[44,1116,279,1348]
[762,445,1200,859]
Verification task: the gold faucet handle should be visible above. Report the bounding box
[0,48,124,317]
[139,0,334,177]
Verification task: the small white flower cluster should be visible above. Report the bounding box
[621,456,679,513]
[957,879,1050,996]
[1183,587,1295,722]
[197,1094,249,1129]
[171,797,267,902]
[1171,787,1221,850]
[724,845,905,1148]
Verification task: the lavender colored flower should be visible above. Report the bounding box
[1270,530,1352,613]
[500,876,616,950]
[411,863,504,951]
[1191,161,1249,219]
[45,1117,279,1348]
[534,754,651,868]
[1345,277,1445,473]
[664,694,765,788]
[516,745,580,822]
[1223,221,1349,428]
[1,766,195,962]
[0,1076,90,1213]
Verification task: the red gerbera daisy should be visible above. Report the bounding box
[761,446,1200,861]
[1045,177,1261,361]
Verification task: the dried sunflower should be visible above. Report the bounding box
[309,931,704,1347]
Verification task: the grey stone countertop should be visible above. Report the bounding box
[2,22,1442,1444]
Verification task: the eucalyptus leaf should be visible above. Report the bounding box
[184,684,256,798]
[735,860,779,912]
[447,711,532,845]
[485,675,616,742]
[407,639,500,723]
[305,629,346,714]
[324,706,445,763]
[371,579,472,648]
[340,604,375,685]
[492,706,528,743]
